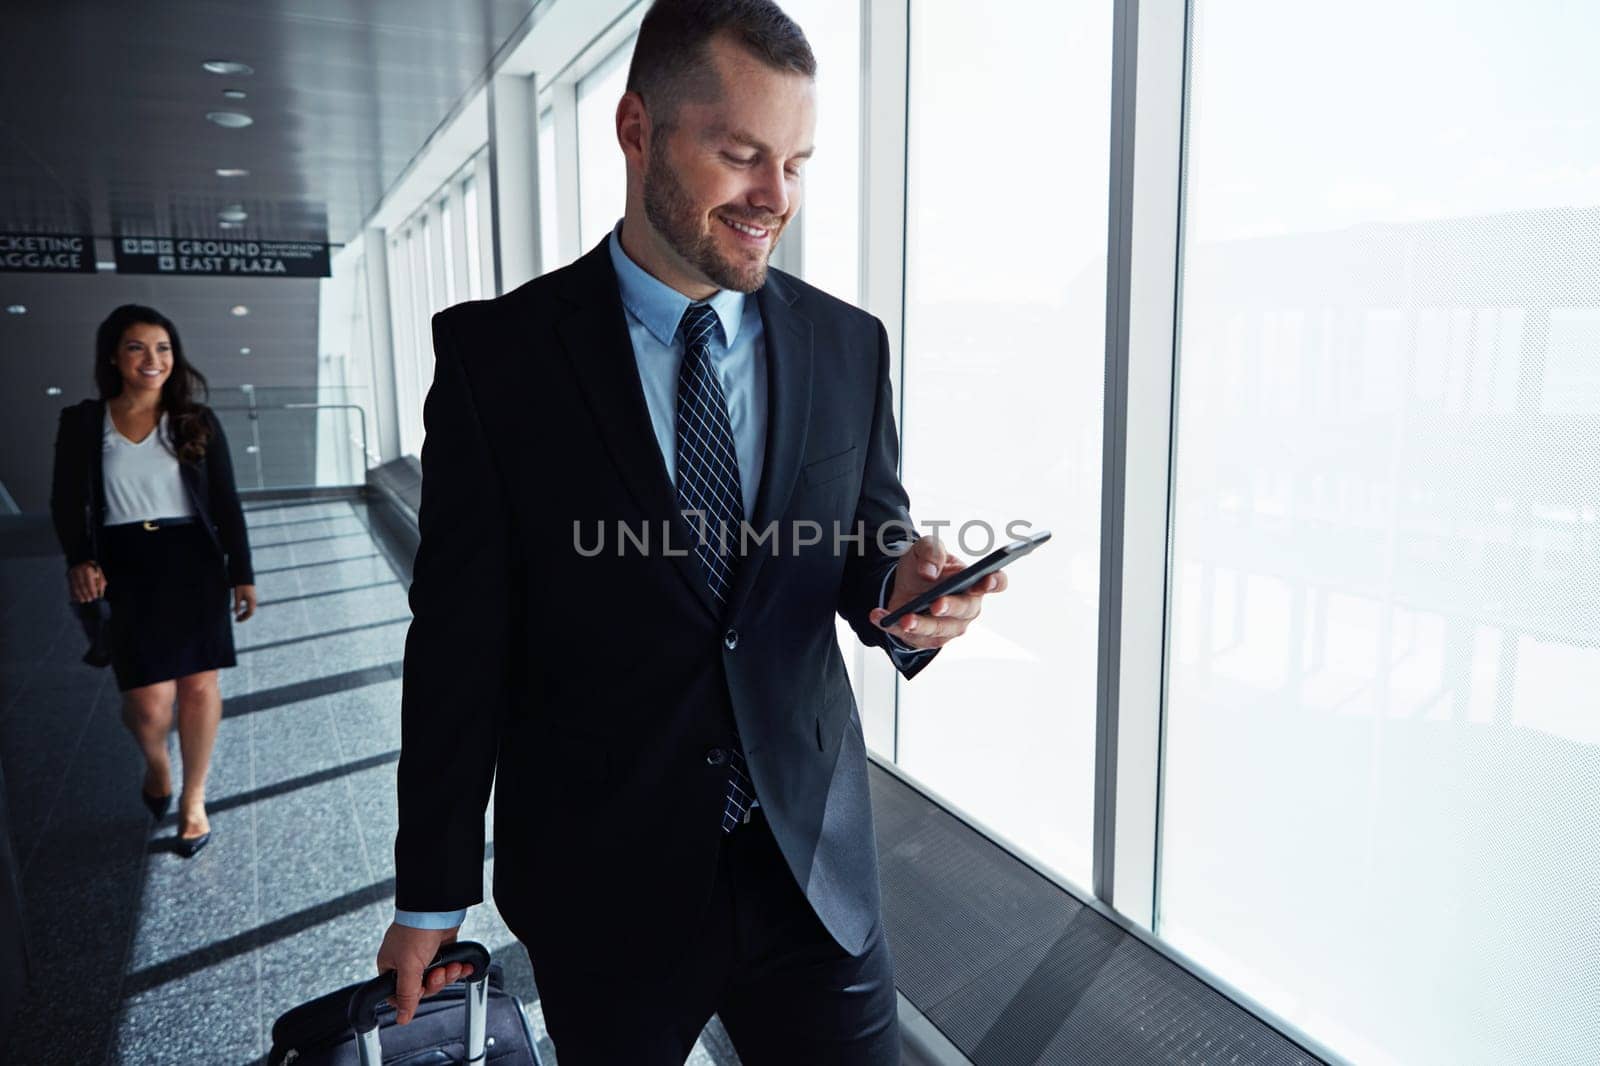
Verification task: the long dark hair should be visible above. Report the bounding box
[94,304,213,464]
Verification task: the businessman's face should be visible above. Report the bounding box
[643,34,815,293]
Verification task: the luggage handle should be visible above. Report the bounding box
[349,940,493,1065]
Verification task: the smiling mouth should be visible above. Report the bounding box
[718,215,772,241]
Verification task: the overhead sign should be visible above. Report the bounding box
[0,233,97,273]
[114,237,331,278]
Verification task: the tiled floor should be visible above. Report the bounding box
[0,499,736,1065]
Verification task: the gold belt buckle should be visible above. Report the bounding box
[141,520,159,531]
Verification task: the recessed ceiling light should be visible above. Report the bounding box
[240,346,252,355]
[222,89,248,100]
[46,386,63,396]
[5,305,25,315]
[230,305,249,317]
[215,168,250,178]
[218,205,248,222]
[206,111,253,129]
[203,61,254,76]
[219,221,243,230]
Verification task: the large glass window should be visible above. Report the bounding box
[895,0,1112,886]
[781,0,860,303]
[1159,3,1600,1063]
[390,230,423,454]
[404,226,432,438]
[439,197,457,308]
[463,175,484,300]
[539,106,561,273]
[576,39,635,253]
[419,214,439,314]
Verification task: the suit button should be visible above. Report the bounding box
[723,627,738,650]
[705,747,728,767]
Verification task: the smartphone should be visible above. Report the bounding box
[879,529,1051,630]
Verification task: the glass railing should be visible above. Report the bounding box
[210,391,374,492]
[210,384,374,407]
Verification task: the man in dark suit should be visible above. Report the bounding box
[375,2,1007,1062]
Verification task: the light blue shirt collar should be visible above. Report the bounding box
[608,221,745,350]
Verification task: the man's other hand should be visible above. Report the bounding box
[870,536,1007,650]
[375,921,469,1025]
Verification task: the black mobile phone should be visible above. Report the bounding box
[879,529,1051,630]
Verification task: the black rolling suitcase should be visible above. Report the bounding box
[267,941,542,1065]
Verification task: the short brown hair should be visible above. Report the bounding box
[626,0,816,130]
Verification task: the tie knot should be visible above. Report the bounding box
[679,302,720,349]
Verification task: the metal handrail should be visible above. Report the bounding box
[211,401,373,491]
[282,402,371,470]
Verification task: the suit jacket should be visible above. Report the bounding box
[49,398,255,586]
[395,237,934,974]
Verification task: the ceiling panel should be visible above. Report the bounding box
[0,0,538,245]
[0,0,541,513]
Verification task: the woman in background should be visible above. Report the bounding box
[49,304,256,858]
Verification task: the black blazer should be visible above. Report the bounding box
[49,398,255,586]
[395,238,935,975]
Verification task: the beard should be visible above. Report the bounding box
[643,133,778,294]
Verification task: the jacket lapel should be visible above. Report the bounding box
[83,399,106,551]
[553,241,721,621]
[178,439,205,514]
[88,400,106,523]
[725,271,813,624]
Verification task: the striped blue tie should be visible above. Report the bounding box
[675,302,757,832]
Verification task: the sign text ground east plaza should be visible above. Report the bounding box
[114,237,331,278]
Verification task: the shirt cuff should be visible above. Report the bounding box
[878,563,936,660]
[394,908,468,930]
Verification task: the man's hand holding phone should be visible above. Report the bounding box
[870,536,1008,651]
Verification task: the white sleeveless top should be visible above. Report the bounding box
[101,407,197,525]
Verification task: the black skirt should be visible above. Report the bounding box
[99,520,238,692]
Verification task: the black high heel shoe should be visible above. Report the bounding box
[176,796,211,858]
[176,831,211,858]
[141,790,172,820]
